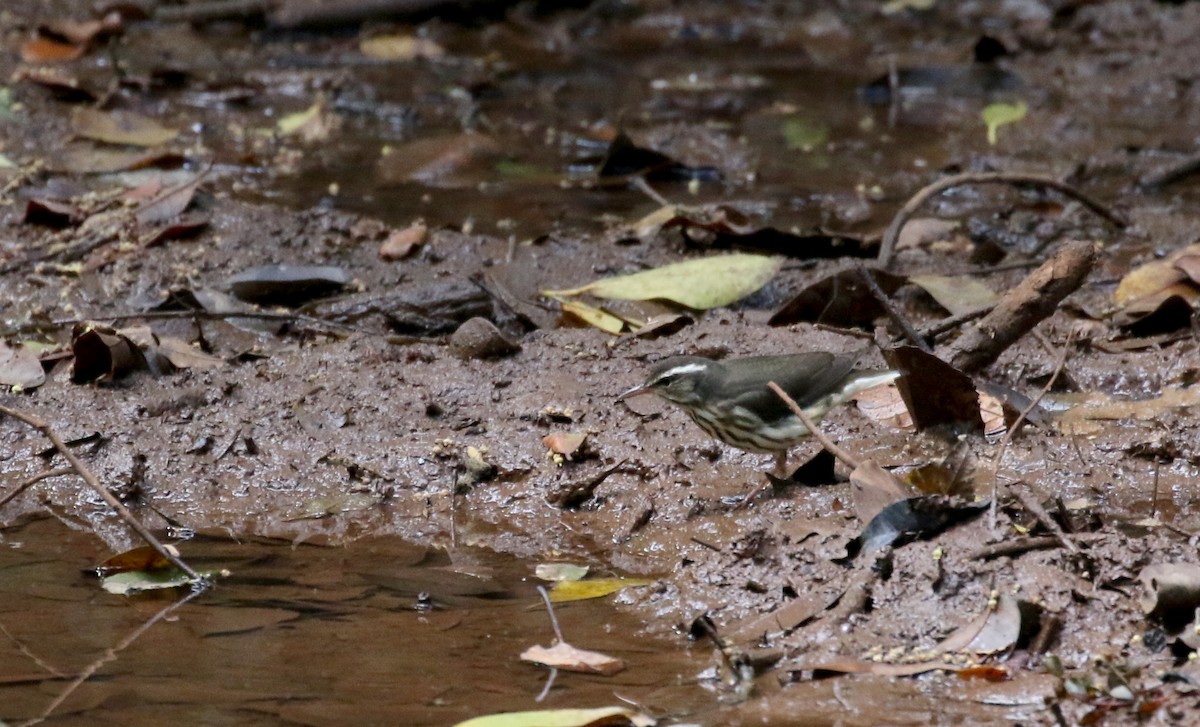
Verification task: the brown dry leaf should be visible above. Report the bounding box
[905,441,979,498]
[134,175,201,225]
[543,431,587,457]
[727,591,829,642]
[854,382,914,430]
[48,144,185,174]
[380,222,427,260]
[1114,243,1200,306]
[96,544,176,576]
[908,274,999,316]
[1057,388,1200,436]
[0,341,47,389]
[849,459,909,524]
[558,299,626,334]
[977,389,1008,438]
[151,336,226,370]
[520,641,625,675]
[360,34,445,60]
[20,36,84,63]
[882,346,983,432]
[71,324,151,383]
[937,594,1022,654]
[72,107,179,147]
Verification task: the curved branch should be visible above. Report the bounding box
[878,172,1127,269]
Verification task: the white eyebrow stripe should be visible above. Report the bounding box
[657,363,707,378]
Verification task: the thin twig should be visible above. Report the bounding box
[767,382,862,470]
[988,330,1073,532]
[0,466,73,510]
[0,405,201,581]
[878,172,1127,268]
[536,585,565,643]
[857,266,931,352]
[18,588,204,727]
[1011,484,1079,555]
[919,305,994,340]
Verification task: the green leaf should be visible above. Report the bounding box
[535,563,589,582]
[981,101,1027,145]
[543,254,781,310]
[781,117,829,152]
[453,706,639,727]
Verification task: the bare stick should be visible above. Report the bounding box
[1011,483,1079,555]
[767,382,862,470]
[919,304,994,341]
[943,240,1095,373]
[987,334,1072,534]
[0,466,73,510]
[18,588,203,727]
[878,172,1126,268]
[858,266,931,352]
[0,405,201,581]
[536,585,566,643]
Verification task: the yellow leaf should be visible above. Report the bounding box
[558,299,626,334]
[543,254,781,310]
[452,707,641,727]
[981,101,1027,145]
[548,577,654,603]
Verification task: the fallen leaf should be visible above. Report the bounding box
[452,706,644,727]
[592,130,719,181]
[849,460,910,524]
[548,577,654,603]
[543,431,587,457]
[520,641,625,675]
[71,324,151,383]
[790,654,959,677]
[72,107,178,147]
[134,175,202,225]
[377,133,501,188]
[20,36,84,63]
[908,274,999,316]
[277,97,337,144]
[1057,388,1200,436]
[1140,563,1200,618]
[769,268,905,327]
[854,383,914,430]
[882,346,983,432]
[535,563,589,582]
[544,254,781,311]
[101,568,202,595]
[837,495,988,564]
[380,222,427,260]
[0,341,47,389]
[360,34,444,60]
[226,264,351,306]
[937,594,1024,654]
[1114,243,1200,305]
[981,100,1027,145]
[558,299,626,334]
[96,545,175,576]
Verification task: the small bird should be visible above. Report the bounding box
[619,352,899,474]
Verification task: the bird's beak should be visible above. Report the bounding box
[617,384,652,401]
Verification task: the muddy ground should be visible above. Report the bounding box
[3,0,1200,725]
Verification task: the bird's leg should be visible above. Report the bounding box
[772,451,789,479]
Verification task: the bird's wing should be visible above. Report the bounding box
[722,353,859,423]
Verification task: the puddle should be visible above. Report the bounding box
[0,517,711,726]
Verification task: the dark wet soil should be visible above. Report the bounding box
[3,1,1200,724]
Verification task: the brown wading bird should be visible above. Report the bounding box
[619,352,899,475]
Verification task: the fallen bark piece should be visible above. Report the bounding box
[943,240,1096,373]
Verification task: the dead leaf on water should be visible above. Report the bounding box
[1057,388,1200,436]
[520,641,625,675]
[72,107,179,147]
[543,253,780,311]
[535,563,589,582]
[277,97,338,144]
